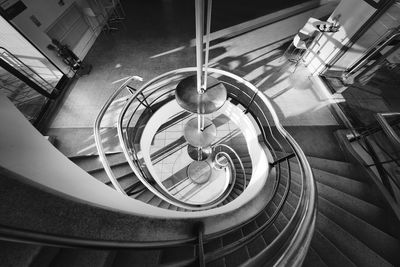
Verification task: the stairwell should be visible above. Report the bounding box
[274,126,400,267]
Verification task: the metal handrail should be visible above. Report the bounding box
[376,112,400,148]
[116,83,240,210]
[117,72,257,209]
[95,67,315,265]
[213,143,247,190]
[94,75,143,195]
[345,28,400,77]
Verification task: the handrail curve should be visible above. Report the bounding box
[93,67,316,265]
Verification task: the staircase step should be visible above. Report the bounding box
[112,249,160,267]
[271,126,347,161]
[274,151,365,182]
[310,230,356,267]
[70,153,127,173]
[90,164,134,183]
[284,164,386,208]
[50,249,115,267]
[108,174,140,191]
[157,200,171,209]
[242,221,266,257]
[222,228,250,266]
[147,195,164,207]
[316,182,400,239]
[224,245,249,266]
[305,155,367,182]
[0,241,52,267]
[135,189,156,203]
[318,196,400,265]
[204,237,223,254]
[316,212,393,267]
[32,246,61,267]
[302,246,328,267]
[159,245,195,264]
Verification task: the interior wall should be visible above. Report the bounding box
[9,0,104,76]
[304,0,377,74]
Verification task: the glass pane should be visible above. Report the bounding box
[0,16,63,94]
[0,66,49,123]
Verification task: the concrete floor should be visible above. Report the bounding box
[46,0,341,155]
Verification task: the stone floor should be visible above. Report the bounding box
[45,0,341,156]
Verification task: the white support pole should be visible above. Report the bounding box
[195,0,205,132]
[203,0,212,91]
[195,0,204,95]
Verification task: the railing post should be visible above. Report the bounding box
[197,222,205,267]
[270,153,296,166]
[126,85,152,111]
[243,91,258,114]
[364,138,396,197]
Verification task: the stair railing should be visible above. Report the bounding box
[348,112,400,209]
[93,67,316,265]
[0,67,316,266]
[115,71,253,210]
[121,68,315,264]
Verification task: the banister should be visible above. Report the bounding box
[94,67,315,264]
[213,143,247,189]
[94,75,143,195]
[376,112,400,149]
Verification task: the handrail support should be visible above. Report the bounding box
[244,91,258,114]
[270,153,296,166]
[197,223,205,267]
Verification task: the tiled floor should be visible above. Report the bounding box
[150,109,241,182]
[146,101,248,204]
[47,1,339,132]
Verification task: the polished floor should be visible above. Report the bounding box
[46,0,341,155]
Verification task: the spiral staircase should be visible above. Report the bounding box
[0,67,399,266]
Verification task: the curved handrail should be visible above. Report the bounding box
[376,112,400,148]
[116,71,253,210]
[95,67,316,265]
[94,75,144,195]
[118,99,240,210]
[213,143,247,189]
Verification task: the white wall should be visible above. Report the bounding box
[10,0,104,76]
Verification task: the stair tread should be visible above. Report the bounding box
[159,245,195,264]
[112,249,160,267]
[108,174,139,190]
[310,230,357,267]
[316,212,393,267]
[91,164,134,183]
[282,164,387,208]
[274,151,365,181]
[50,249,114,267]
[316,182,400,239]
[70,153,127,172]
[318,196,400,265]
[0,241,42,267]
[135,189,156,203]
[303,246,329,267]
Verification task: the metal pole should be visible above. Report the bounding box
[195,0,204,94]
[195,0,205,132]
[203,0,212,91]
